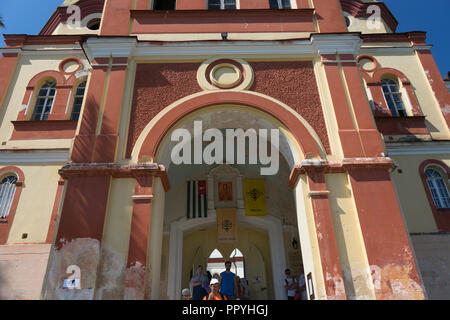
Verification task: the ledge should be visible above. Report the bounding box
[374,116,429,136]
[59,163,171,191]
[288,157,395,189]
[11,120,78,140]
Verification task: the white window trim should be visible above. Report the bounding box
[401,86,414,115]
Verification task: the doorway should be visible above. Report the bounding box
[182,225,272,300]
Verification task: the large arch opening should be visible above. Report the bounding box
[138,97,324,300]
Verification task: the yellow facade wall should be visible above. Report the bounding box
[3,163,63,243]
[361,51,450,140]
[0,52,88,151]
[389,154,450,233]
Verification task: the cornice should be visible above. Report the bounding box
[0,149,70,163]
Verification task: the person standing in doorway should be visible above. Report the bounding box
[297,266,307,300]
[219,261,240,300]
[189,265,209,300]
[284,268,298,300]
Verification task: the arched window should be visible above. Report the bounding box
[230,248,245,278]
[208,0,236,10]
[70,81,87,121]
[206,249,225,279]
[269,0,291,9]
[425,168,450,209]
[0,175,18,219]
[32,81,56,121]
[381,78,407,117]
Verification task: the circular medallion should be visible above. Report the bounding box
[210,63,242,89]
[197,57,254,91]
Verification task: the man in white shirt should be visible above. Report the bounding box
[284,268,297,300]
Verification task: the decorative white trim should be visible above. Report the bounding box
[131,194,154,201]
[308,190,330,198]
[386,142,450,156]
[0,149,70,163]
[0,48,21,55]
[83,37,137,61]
[412,45,433,51]
[64,89,72,115]
[311,34,362,55]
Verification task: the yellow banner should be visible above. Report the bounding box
[217,208,237,243]
[244,179,267,216]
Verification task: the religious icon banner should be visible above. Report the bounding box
[216,208,237,243]
[244,179,267,216]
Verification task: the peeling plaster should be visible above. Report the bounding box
[373,263,425,300]
[441,104,450,115]
[44,238,100,300]
[325,267,346,300]
[94,245,126,300]
[124,262,146,300]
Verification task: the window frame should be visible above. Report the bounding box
[269,0,292,9]
[152,0,177,10]
[0,174,18,219]
[208,0,239,10]
[381,78,407,117]
[424,166,450,209]
[70,80,87,121]
[31,80,57,121]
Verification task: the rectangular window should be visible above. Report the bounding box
[269,0,291,9]
[153,0,176,10]
[208,0,236,10]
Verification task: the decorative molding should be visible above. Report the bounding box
[58,163,171,191]
[289,157,395,189]
[83,37,137,62]
[132,194,154,201]
[311,33,362,55]
[386,142,450,156]
[0,149,70,163]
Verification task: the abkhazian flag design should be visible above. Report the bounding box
[186,180,207,219]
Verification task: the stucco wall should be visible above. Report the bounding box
[410,233,450,300]
[2,164,63,244]
[0,244,51,300]
[0,50,88,151]
[389,153,450,233]
[361,51,450,140]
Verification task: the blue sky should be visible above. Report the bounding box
[0,0,449,77]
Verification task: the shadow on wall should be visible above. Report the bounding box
[0,259,10,300]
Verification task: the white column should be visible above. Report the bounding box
[149,178,165,300]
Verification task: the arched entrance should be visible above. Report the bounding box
[133,92,329,300]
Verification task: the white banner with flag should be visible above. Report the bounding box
[186,180,207,219]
